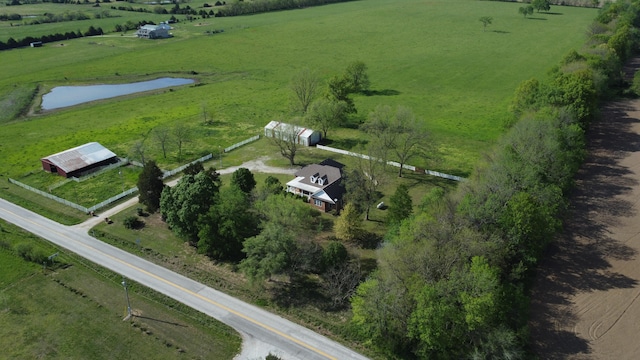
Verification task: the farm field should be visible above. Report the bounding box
[529,94,640,359]
[0,0,598,192]
[0,220,241,359]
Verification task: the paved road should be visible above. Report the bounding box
[0,197,369,360]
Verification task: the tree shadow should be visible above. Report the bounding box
[269,275,327,309]
[135,315,188,327]
[322,137,368,149]
[529,99,640,359]
[363,89,401,97]
[527,17,548,21]
[544,12,563,15]
[356,230,383,249]
[491,30,510,34]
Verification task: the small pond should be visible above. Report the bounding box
[41,77,194,110]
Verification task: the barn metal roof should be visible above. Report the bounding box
[42,142,117,174]
[264,121,317,139]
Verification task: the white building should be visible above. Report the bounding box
[136,23,171,39]
[264,121,321,147]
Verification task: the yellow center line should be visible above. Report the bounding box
[9,208,337,360]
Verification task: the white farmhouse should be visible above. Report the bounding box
[136,23,172,39]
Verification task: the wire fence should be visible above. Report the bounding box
[316,145,465,182]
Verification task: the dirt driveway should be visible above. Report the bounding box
[528,99,640,359]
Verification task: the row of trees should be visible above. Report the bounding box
[215,0,354,17]
[0,26,103,50]
[114,20,156,33]
[349,2,639,358]
[129,123,196,166]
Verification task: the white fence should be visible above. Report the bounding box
[87,187,139,213]
[316,145,465,182]
[71,158,129,183]
[162,153,213,179]
[9,177,139,213]
[225,135,260,153]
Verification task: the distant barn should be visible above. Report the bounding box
[264,121,321,147]
[41,142,118,178]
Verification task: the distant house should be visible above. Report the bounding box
[136,23,172,39]
[41,142,119,178]
[286,159,345,212]
[264,120,321,147]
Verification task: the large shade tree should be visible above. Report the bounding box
[160,170,221,243]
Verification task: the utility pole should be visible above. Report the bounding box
[121,277,132,320]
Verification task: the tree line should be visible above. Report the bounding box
[0,25,103,50]
[215,0,355,17]
[348,1,639,358]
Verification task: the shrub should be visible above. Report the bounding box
[14,243,48,264]
[631,70,640,96]
[123,216,141,229]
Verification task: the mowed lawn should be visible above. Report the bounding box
[0,0,597,180]
[0,220,240,359]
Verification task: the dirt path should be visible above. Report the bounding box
[528,99,640,359]
[74,156,298,231]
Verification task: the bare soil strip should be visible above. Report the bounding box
[529,98,640,359]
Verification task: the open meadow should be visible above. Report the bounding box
[0,1,597,187]
[0,220,241,359]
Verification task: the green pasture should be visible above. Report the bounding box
[0,0,598,214]
[0,220,240,359]
[0,2,181,42]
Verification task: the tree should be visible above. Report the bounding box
[345,148,385,221]
[153,126,171,159]
[231,167,256,194]
[160,171,221,243]
[361,105,397,166]
[173,123,191,162]
[263,176,283,196]
[305,97,348,139]
[392,106,428,177]
[290,68,320,114]
[322,240,349,270]
[344,61,370,94]
[137,160,164,213]
[479,16,492,32]
[239,222,297,281]
[321,261,361,308]
[130,140,147,165]
[197,185,258,261]
[326,74,356,113]
[387,184,412,226]
[183,162,204,176]
[509,78,543,119]
[363,105,427,177]
[270,121,299,166]
[334,202,362,242]
[531,0,550,13]
[518,6,533,18]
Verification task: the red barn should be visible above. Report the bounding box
[41,142,118,178]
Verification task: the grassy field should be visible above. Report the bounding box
[0,0,597,178]
[0,220,241,359]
